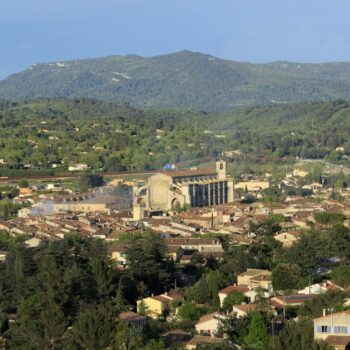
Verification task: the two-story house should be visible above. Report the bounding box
[314,310,350,350]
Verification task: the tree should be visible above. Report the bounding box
[79,174,104,191]
[206,270,223,309]
[143,340,168,350]
[222,291,247,311]
[314,212,345,227]
[137,299,148,316]
[271,317,333,350]
[112,321,143,350]
[188,277,211,304]
[178,303,202,322]
[218,315,250,345]
[244,312,269,350]
[331,264,350,288]
[299,290,346,318]
[281,231,326,276]
[8,293,67,350]
[18,179,29,188]
[0,199,10,221]
[66,304,114,350]
[125,233,176,298]
[114,277,127,313]
[272,263,301,291]
[89,257,115,299]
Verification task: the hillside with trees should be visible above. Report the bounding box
[2,51,350,111]
[1,99,350,177]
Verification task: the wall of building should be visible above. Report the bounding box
[314,313,350,341]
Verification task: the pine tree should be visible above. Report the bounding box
[244,312,269,350]
[115,277,127,313]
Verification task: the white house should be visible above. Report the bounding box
[195,312,227,337]
[298,281,343,295]
[230,304,258,318]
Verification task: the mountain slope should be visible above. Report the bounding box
[2,51,350,111]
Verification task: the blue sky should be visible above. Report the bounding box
[1,0,350,78]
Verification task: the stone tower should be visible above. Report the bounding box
[216,160,227,180]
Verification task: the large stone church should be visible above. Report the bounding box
[133,161,234,219]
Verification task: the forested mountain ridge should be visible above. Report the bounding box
[2,51,350,111]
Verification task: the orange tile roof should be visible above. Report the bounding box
[325,335,350,346]
[219,285,250,295]
[231,304,258,313]
[152,295,171,303]
[196,312,222,325]
[119,311,145,322]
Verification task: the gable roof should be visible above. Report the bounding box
[119,311,146,322]
[196,312,223,325]
[219,285,250,295]
[186,335,224,346]
[231,303,258,313]
[325,335,350,346]
[314,310,350,321]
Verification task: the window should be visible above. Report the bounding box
[334,326,348,334]
[317,325,330,333]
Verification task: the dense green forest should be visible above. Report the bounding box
[0,98,350,176]
[2,51,350,111]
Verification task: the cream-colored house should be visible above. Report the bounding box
[137,291,183,319]
[314,311,350,350]
[230,304,258,318]
[274,231,301,247]
[218,285,250,307]
[108,244,128,268]
[293,169,309,177]
[137,296,169,319]
[194,312,227,336]
[237,269,272,291]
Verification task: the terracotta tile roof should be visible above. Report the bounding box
[162,330,192,346]
[166,291,183,300]
[186,335,224,346]
[163,238,220,246]
[196,312,223,325]
[151,295,171,303]
[272,294,314,307]
[325,335,350,346]
[119,311,145,322]
[231,303,258,313]
[219,285,250,295]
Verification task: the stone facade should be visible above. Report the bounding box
[133,161,234,217]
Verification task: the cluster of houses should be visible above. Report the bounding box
[124,266,346,349]
[3,165,350,348]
